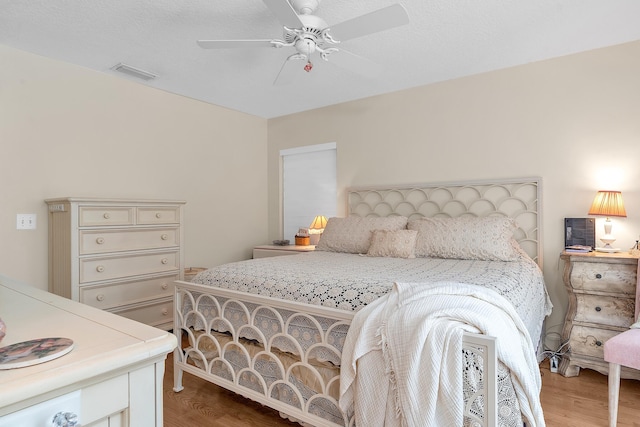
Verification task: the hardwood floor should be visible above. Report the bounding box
[164,355,640,426]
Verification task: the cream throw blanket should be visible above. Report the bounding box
[339,282,545,427]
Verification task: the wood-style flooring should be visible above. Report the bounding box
[163,355,640,426]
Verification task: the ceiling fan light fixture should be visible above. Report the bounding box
[111,63,157,81]
[290,0,321,15]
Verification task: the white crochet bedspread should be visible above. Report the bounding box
[192,251,551,342]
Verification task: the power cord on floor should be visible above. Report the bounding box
[539,339,570,373]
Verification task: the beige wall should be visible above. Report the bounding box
[267,41,640,349]
[0,45,268,290]
[3,40,640,351]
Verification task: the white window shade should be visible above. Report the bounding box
[281,143,337,242]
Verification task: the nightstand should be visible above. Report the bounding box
[253,245,315,259]
[558,251,640,380]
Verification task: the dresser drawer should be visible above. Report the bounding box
[82,374,129,425]
[137,207,180,225]
[570,261,637,294]
[80,228,179,255]
[114,299,173,328]
[80,251,179,283]
[80,274,177,309]
[575,294,635,328]
[79,207,135,227]
[568,325,619,360]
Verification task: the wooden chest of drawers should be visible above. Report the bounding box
[46,198,185,330]
[558,251,640,380]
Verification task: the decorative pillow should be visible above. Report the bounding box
[316,216,409,254]
[407,216,520,261]
[367,229,418,258]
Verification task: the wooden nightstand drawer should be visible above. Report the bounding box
[80,251,179,283]
[79,206,135,226]
[80,228,179,254]
[568,325,619,360]
[570,261,637,294]
[574,294,635,328]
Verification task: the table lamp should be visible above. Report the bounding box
[308,215,328,245]
[588,190,627,252]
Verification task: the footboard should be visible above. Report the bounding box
[173,280,497,427]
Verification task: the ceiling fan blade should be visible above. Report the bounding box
[197,39,275,49]
[263,0,304,29]
[274,54,307,86]
[328,4,409,42]
[329,49,381,79]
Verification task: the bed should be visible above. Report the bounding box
[173,177,552,427]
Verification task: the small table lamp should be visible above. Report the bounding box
[308,215,328,245]
[588,190,627,252]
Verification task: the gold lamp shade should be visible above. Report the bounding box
[309,215,328,230]
[588,191,627,217]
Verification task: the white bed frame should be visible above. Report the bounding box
[173,177,542,427]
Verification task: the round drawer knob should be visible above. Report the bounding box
[595,306,602,312]
[96,294,105,302]
[595,340,602,347]
[161,234,168,240]
[161,258,168,264]
[96,265,105,273]
[162,283,169,290]
[595,273,602,279]
[51,411,79,427]
[103,212,111,219]
[162,308,169,316]
[96,237,105,244]
[156,213,162,218]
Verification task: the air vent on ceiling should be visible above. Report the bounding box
[111,63,157,81]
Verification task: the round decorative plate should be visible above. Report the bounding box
[0,337,74,370]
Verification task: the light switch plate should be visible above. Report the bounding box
[17,214,37,230]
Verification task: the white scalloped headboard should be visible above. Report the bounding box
[347,177,542,267]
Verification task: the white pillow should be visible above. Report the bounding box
[367,229,418,258]
[407,216,520,261]
[316,216,408,254]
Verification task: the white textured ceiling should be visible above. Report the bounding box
[2,1,640,119]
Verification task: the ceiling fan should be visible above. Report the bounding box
[197,0,409,85]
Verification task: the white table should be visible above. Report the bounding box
[0,274,177,426]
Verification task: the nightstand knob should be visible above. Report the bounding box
[103,212,111,219]
[96,294,105,302]
[595,340,603,347]
[595,306,602,312]
[162,308,168,316]
[161,234,168,240]
[161,283,169,290]
[595,273,602,279]
[96,237,105,244]
[96,265,105,273]
[161,258,168,264]
[156,212,162,219]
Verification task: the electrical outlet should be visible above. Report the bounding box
[17,214,37,230]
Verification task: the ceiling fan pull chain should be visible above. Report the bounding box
[304,39,313,72]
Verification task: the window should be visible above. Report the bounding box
[281,142,337,241]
